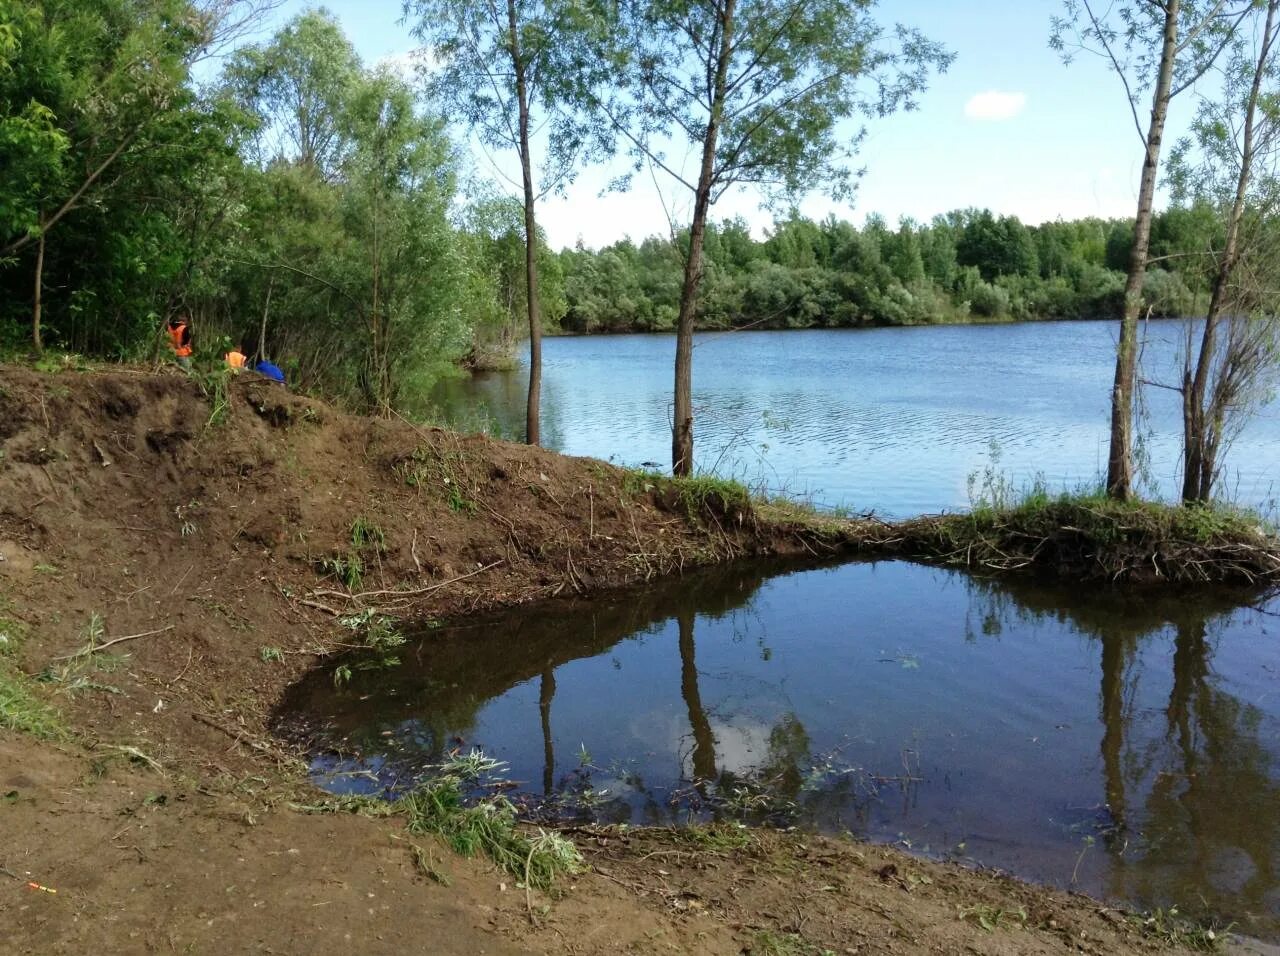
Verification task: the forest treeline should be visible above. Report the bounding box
[556,205,1221,333]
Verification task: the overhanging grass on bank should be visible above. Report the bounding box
[850,489,1279,585]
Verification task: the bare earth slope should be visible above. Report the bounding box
[0,365,1257,954]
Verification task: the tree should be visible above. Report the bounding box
[1169,0,1280,502]
[222,8,361,178]
[406,0,602,446]
[1,0,211,351]
[1053,0,1254,500]
[594,0,951,474]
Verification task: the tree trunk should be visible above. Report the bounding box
[1107,0,1180,500]
[509,0,542,446]
[672,0,736,476]
[1182,0,1278,503]
[259,276,274,362]
[32,228,46,353]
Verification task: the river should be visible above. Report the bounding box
[431,320,1280,516]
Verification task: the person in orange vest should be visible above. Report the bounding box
[225,344,248,370]
[166,315,193,370]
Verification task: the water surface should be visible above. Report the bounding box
[276,560,1280,939]
[432,322,1280,515]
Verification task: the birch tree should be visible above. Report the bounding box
[594,0,951,475]
[405,0,603,446]
[1052,0,1254,500]
[1169,0,1280,502]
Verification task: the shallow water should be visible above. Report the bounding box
[431,321,1280,516]
[276,559,1280,939]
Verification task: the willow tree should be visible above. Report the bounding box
[405,0,601,446]
[1170,0,1280,502]
[595,0,950,475]
[1052,0,1254,500]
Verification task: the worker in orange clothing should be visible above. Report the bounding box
[165,315,193,370]
[225,344,248,370]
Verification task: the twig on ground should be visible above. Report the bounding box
[52,624,174,662]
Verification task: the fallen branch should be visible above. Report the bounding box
[51,624,174,662]
[192,712,298,764]
[313,560,504,603]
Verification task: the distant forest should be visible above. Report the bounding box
[554,205,1222,334]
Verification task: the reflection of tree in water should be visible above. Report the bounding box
[275,558,792,789]
[1126,616,1279,926]
[963,575,1279,929]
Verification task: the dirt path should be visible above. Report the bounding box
[0,366,1261,954]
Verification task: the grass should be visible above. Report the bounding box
[401,776,583,892]
[621,468,753,526]
[349,516,386,551]
[1132,906,1230,952]
[959,903,1029,932]
[394,445,479,516]
[885,475,1280,584]
[193,366,233,428]
[0,605,65,740]
[674,822,754,852]
[750,930,835,956]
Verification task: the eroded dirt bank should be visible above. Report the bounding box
[0,366,1263,954]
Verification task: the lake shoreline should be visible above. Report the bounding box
[0,364,1270,954]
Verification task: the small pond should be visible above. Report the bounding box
[274,559,1280,939]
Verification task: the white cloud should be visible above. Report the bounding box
[963,90,1028,122]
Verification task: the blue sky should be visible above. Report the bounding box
[226,0,1198,249]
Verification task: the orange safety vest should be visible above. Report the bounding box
[167,321,193,358]
[226,350,247,369]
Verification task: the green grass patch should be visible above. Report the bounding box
[1131,906,1230,952]
[750,930,834,956]
[902,487,1280,584]
[674,821,754,852]
[0,609,65,740]
[621,468,754,526]
[401,776,583,892]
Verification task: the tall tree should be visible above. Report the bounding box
[594,0,951,474]
[221,8,361,177]
[406,0,602,446]
[1052,0,1253,500]
[1170,0,1280,502]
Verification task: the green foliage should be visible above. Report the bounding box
[959,903,1029,932]
[349,517,385,552]
[319,552,363,591]
[0,605,64,739]
[400,775,583,892]
[259,646,283,663]
[1131,906,1230,952]
[750,931,834,956]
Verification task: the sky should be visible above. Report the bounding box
[220,0,1202,250]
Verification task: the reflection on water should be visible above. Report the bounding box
[428,322,1280,515]
[275,561,1280,938]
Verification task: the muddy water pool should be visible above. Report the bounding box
[275,559,1280,938]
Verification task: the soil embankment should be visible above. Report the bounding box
[0,366,1266,954]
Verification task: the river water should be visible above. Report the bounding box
[431,320,1280,516]
[276,559,1280,939]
